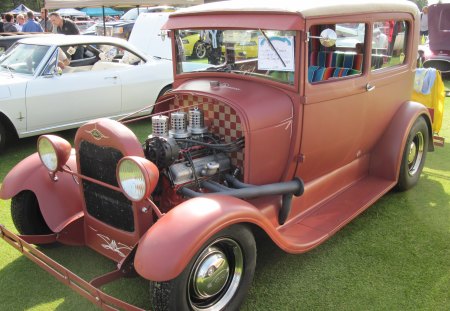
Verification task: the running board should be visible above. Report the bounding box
[277,176,396,252]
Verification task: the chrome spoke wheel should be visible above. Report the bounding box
[195,43,207,59]
[188,238,243,311]
[407,131,424,176]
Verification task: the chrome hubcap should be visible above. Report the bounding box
[188,238,243,311]
[408,131,424,176]
[192,246,230,298]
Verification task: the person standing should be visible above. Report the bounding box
[22,11,43,32]
[49,12,79,35]
[39,8,53,32]
[15,14,25,31]
[420,6,429,37]
[3,13,18,32]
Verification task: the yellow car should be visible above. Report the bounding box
[181,32,208,59]
[181,30,259,60]
[230,31,259,59]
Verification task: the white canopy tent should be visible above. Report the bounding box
[44,0,204,8]
[55,8,88,17]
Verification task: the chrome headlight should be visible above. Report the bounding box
[37,135,71,173]
[117,156,159,202]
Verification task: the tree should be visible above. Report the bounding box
[0,0,44,12]
[410,0,428,10]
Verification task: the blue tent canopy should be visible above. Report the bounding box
[7,4,38,15]
[79,7,124,17]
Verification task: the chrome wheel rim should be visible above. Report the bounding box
[408,131,424,176]
[196,43,206,58]
[188,237,243,311]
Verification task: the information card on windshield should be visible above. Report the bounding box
[258,36,295,71]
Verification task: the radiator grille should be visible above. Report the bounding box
[79,140,134,232]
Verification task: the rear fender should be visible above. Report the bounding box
[370,101,433,181]
[0,152,83,233]
[134,195,279,282]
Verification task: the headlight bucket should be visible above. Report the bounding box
[117,156,159,202]
[37,135,72,173]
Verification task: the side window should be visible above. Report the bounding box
[371,20,408,70]
[308,23,366,83]
[42,49,58,76]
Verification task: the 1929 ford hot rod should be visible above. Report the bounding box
[0,1,434,310]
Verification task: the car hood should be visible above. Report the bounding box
[103,21,132,27]
[428,2,450,51]
[171,78,293,132]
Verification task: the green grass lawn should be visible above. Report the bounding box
[1,80,449,311]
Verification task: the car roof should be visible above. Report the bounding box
[17,34,148,59]
[19,34,127,46]
[173,0,419,18]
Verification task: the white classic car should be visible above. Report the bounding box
[0,35,173,152]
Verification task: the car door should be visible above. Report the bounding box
[299,21,370,183]
[119,57,173,115]
[25,47,122,133]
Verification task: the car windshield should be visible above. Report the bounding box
[0,43,50,75]
[175,29,297,85]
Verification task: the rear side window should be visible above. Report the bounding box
[371,20,409,70]
[308,23,365,84]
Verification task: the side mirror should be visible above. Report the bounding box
[308,28,337,47]
[160,30,168,41]
[319,29,337,47]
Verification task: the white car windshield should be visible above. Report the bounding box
[175,29,297,85]
[0,43,50,76]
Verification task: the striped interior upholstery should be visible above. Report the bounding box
[308,51,363,83]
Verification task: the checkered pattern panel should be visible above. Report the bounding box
[170,94,245,170]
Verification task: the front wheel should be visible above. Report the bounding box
[396,117,429,191]
[150,224,256,311]
[11,191,52,235]
[0,122,7,154]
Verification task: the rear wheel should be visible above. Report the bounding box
[150,224,256,311]
[396,117,429,191]
[157,86,172,100]
[11,191,52,235]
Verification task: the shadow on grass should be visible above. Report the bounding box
[241,175,450,310]
[424,141,450,173]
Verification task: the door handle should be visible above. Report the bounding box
[105,76,118,79]
[366,83,375,92]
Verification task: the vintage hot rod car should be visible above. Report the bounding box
[0,0,433,310]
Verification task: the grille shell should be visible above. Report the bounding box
[79,140,134,232]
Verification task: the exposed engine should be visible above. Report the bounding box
[143,105,303,224]
[144,107,245,209]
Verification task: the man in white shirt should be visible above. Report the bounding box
[420,6,429,37]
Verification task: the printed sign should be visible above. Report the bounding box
[258,36,294,71]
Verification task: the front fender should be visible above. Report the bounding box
[370,100,433,181]
[0,152,83,232]
[134,195,278,282]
